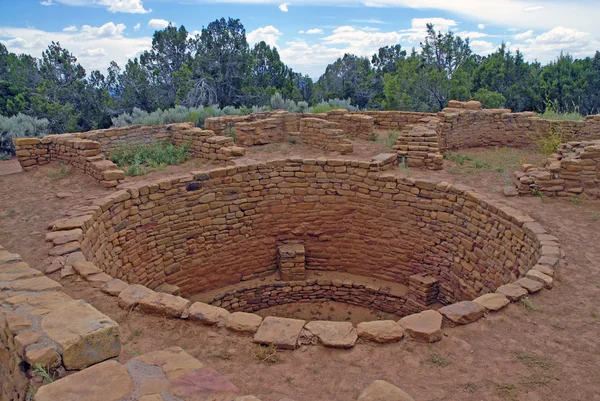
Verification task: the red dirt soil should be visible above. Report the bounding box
[1,144,599,401]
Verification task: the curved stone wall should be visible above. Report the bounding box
[79,158,545,307]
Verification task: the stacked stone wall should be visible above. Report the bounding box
[393,117,444,170]
[299,118,353,153]
[79,159,544,307]
[514,140,600,197]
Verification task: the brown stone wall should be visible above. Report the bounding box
[393,117,443,170]
[514,140,600,197]
[299,118,353,153]
[80,159,543,306]
[74,124,173,154]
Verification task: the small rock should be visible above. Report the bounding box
[496,283,528,301]
[439,301,486,325]
[357,380,415,401]
[101,279,129,296]
[48,241,81,257]
[503,186,519,197]
[138,292,190,318]
[398,310,443,343]
[45,259,64,274]
[526,270,554,289]
[303,321,357,348]
[225,312,263,334]
[56,192,74,199]
[187,302,230,325]
[118,284,155,310]
[532,264,555,278]
[253,316,306,350]
[473,293,510,311]
[515,278,544,293]
[356,320,404,343]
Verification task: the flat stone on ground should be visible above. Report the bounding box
[41,300,121,369]
[357,380,415,401]
[155,283,180,295]
[10,276,62,292]
[398,310,443,343]
[515,277,544,293]
[187,302,230,325]
[0,266,42,282]
[48,241,81,256]
[131,347,204,380]
[356,320,404,343]
[168,367,241,400]
[304,321,357,348]
[118,284,155,310]
[85,272,113,288]
[226,312,263,334]
[138,292,190,318]
[439,301,486,325]
[101,278,129,296]
[45,229,82,245]
[496,283,528,301]
[473,293,510,311]
[526,270,554,289]
[532,264,555,277]
[72,260,102,278]
[34,360,133,401]
[253,316,306,350]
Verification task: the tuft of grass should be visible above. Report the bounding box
[33,363,54,384]
[368,132,379,142]
[253,344,281,364]
[513,351,553,370]
[591,213,600,222]
[495,383,518,401]
[463,382,478,393]
[530,187,544,199]
[379,129,399,149]
[289,137,297,145]
[111,142,190,176]
[528,125,563,156]
[570,195,582,205]
[428,350,451,367]
[48,163,71,180]
[307,366,321,374]
[521,297,538,311]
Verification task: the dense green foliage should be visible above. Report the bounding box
[0,113,49,157]
[110,142,190,176]
[1,18,599,155]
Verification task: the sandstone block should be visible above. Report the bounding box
[138,292,190,318]
[398,310,442,343]
[496,284,528,301]
[101,279,129,296]
[515,278,544,293]
[41,300,121,369]
[532,264,555,277]
[357,380,415,401]
[26,346,60,368]
[439,301,486,324]
[473,293,509,311]
[525,270,554,289]
[304,321,357,348]
[356,320,404,343]
[118,284,155,310]
[226,312,263,334]
[72,260,102,278]
[10,276,62,292]
[188,302,230,325]
[253,316,306,350]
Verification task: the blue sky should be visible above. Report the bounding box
[1,0,599,78]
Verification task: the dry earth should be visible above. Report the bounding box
[0,143,599,401]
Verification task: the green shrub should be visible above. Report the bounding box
[111,142,190,176]
[0,113,49,157]
[471,88,506,109]
[529,125,563,156]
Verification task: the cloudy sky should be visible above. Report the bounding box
[1,0,599,78]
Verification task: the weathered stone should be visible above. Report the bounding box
[503,186,519,197]
[26,346,60,368]
[304,321,357,348]
[0,266,42,282]
[27,292,73,310]
[0,250,21,264]
[48,241,81,256]
[101,279,129,296]
[45,229,82,245]
[526,270,554,289]
[41,300,121,369]
[34,360,133,401]
[10,276,62,292]
[155,283,180,296]
[64,251,86,266]
[85,272,113,288]
[532,264,555,277]
[118,284,155,309]
[138,292,190,318]
[132,347,204,380]
[496,284,528,301]
[357,380,415,401]
[14,331,41,356]
[45,258,64,274]
[71,260,102,277]
[168,367,240,399]
[356,320,404,343]
[439,301,486,325]
[473,293,510,311]
[187,302,230,325]
[4,313,32,333]
[398,310,443,343]
[253,316,306,350]
[225,312,263,334]
[515,277,544,293]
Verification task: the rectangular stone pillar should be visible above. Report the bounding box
[277,244,306,281]
[408,274,439,306]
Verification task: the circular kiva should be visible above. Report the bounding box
[48,158,561,348]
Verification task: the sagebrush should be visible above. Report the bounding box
[0,114,49,157]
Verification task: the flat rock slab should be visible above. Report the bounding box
[41,300,121,369]
[515,277,544,293]
[0,251,21,264]
[357,380,415,401]
[65,251,86,266]
[138,292,190,318]
[532,264,555,277]
[9,276,62,292]
[0,266,42,282]
[473,293,510,311]
[72,260,102,278]
[155,283,180,295]
[45,229,82,245]
[439,301,486,325]
[187,302,230,325]
[169,367,241,399]
[398,310,443,343]
[253,316,306,350]
[132,346,204,380]
[118,284,156,309]
[226,312,263,334]
[496,283,528,301]
[86,272,113,288]
[304,321,357,348]
[35,360,133,401]
[48,241,81,256]
[101,278,129,296]
[526,270,553,289]
[356,320,404,343]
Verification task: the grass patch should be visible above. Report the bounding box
[513,351,553,370]
[378,129,399,149]
[33,363,55,384]
[427,350,451,367]
[111,142,190,176]
[253,344,281,364]
[463,382,478,393]
[537,109,583,121]
[591,213,600,222]
[570,195,582,205]
[521,297,538,311]
[48,163,71,180]
[444,147,544,179]
[495,382,518,401]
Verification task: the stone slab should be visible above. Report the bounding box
[398,310,442,343]
[473,293,510,311]
[356,320,404,343]
[304,321,357,348]
[496,283,528,301]
[515,277,544,293]
[439,301,486,325]
[138,292,190,318]
[226,312,263,334]
[253,316,306,350]
[118,284,155,310]
[187,302,230,325]
[357,380,415,401]
[101,278,129,296]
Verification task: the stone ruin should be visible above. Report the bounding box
[2,100,582,401]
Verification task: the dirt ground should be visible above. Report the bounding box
[1,143,599,401]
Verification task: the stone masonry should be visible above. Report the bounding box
[277,244,306,281]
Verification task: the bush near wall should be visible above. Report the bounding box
[0,113,49,158]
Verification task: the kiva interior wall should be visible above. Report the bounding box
[80,159,543,306]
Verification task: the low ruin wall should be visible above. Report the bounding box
[514,140,600,197]
[77,158,545,306]
[394,117,444,170]
[299,118,353,153]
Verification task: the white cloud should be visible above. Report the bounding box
[322,26,401,55]
[0,25,152,72]
[134,23,141,31]
[147,19,171,30]
[49,0,151,13]
[279,40,345,77]
[298,30,305,34]
[524,6,544,11]
[470,40,495,55]
[478,24,485,29]
[350,19,388,24]
[305,29,324,34]
[279,3,290,12]
[247,26,283,48]
[40,0,54,5]
[513,30,533,40]
[63,25,78,32]
[400,17,457,43]
[511,26,599,62]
